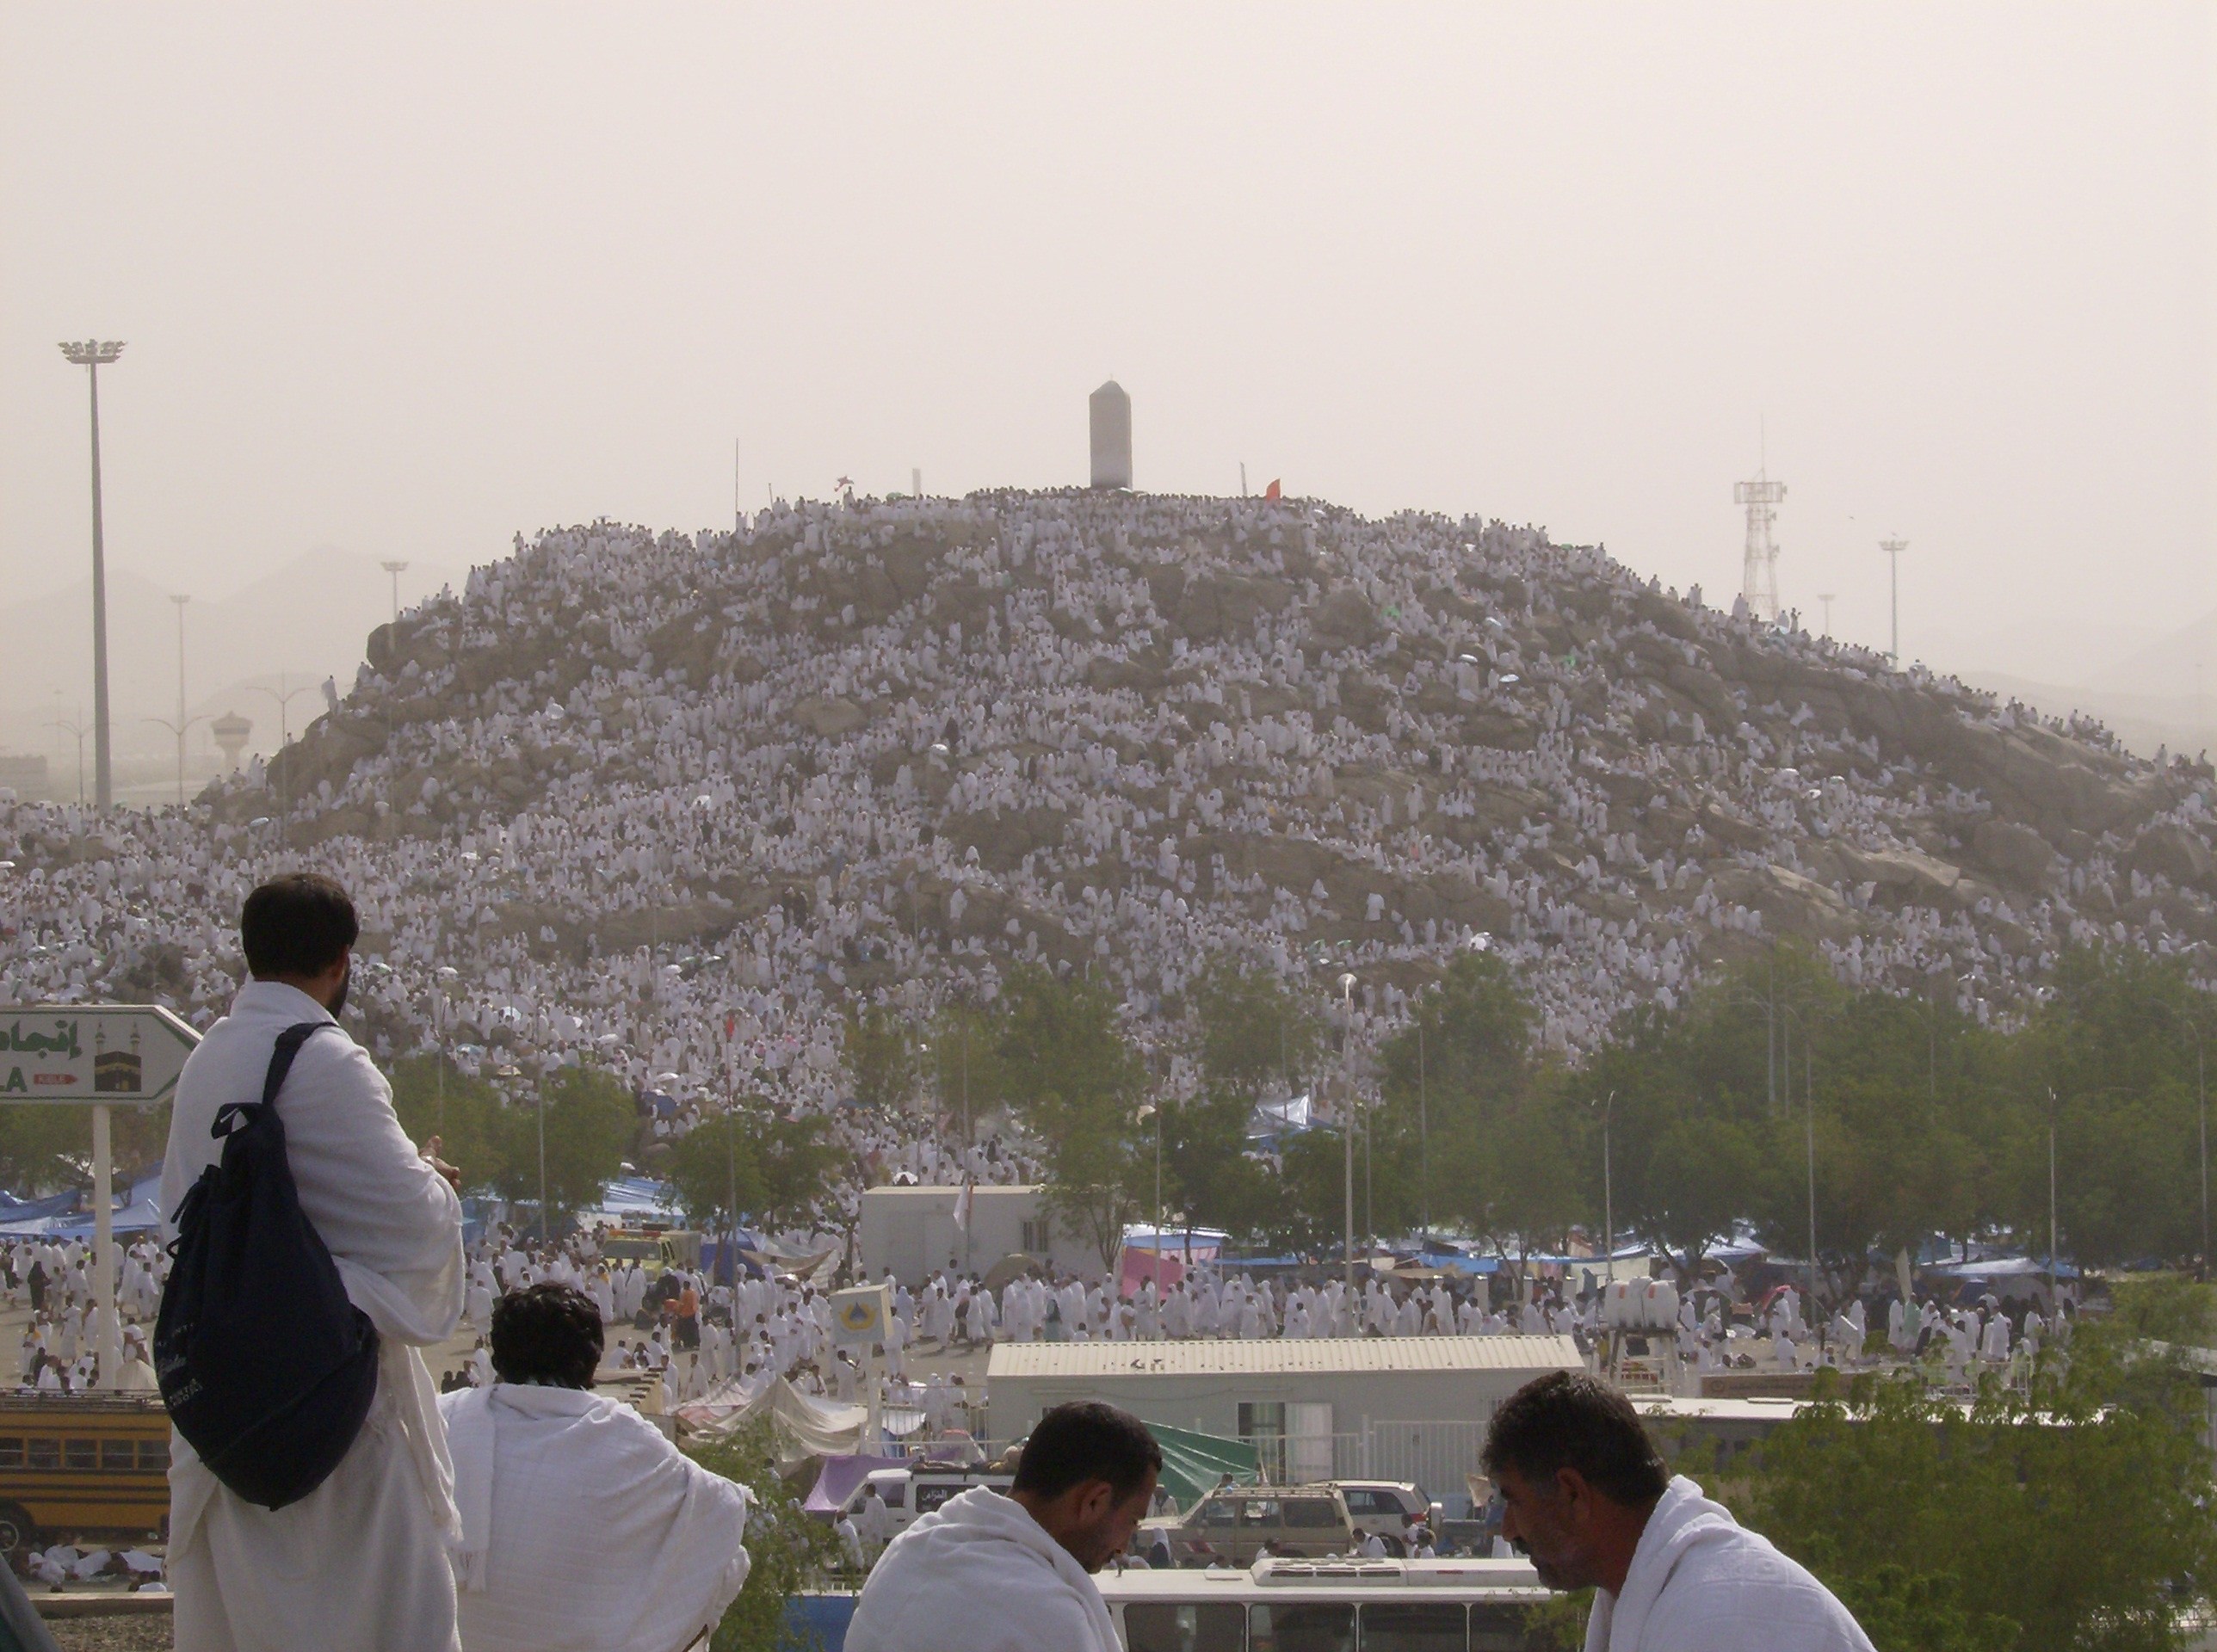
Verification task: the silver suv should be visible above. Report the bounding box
[1334,1481,1442,1549]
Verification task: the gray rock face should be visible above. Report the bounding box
[1973,819,2059,887]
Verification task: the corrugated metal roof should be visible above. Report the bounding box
[986,1335,1581,1381]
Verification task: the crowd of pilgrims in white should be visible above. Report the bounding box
[0,489,2209,1238]
[451,1222,2069,1446]
[4,1236,164,1394]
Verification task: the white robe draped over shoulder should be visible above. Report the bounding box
[845,1485,1119,1652]
[1583,1476,1875,1652]
[160,981,466,1652]
[438,1383,751,1652]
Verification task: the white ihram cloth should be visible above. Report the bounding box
[845,1486,1118,1652]
[1582,1476,1875,1652]
[438,1384,751,1652]
[159,981,466,1652]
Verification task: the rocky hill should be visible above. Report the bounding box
[182,486,2217,1064]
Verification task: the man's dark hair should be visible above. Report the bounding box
[1480,1370,1669,1507]
[1011,1401,1162,1503]
[490,1283,604,1389]
[241,873,359,978]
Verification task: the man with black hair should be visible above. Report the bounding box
[847,1399,1161,1652]
[162,872,468,1652]
[1481,1371,1874,1652]
[437,1283,752,1652]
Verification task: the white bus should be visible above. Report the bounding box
[1095,1556,1554,1652]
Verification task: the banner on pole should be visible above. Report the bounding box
[829,1283,892,1348]
[0,1006,199,1105]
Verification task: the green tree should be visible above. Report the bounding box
[2003,946,2214,1269]
[685,1417,843,1651]
[489,1064,635,1230]
[754,1113,847,1230]
[1192,963,1322,1102]
[1172,963,1318,1242]
[988,966,1145,1269]
[1374,951,1544,1247]
[388,1056,506,1195]
[664,1109,768,1230]
[1737,1282,2217,1652]
[843,1003,917,1112]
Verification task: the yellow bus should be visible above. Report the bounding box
[0,1393,170,1564]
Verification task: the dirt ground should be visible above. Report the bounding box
[44,1618,170,1652]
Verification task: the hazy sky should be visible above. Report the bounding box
[4,4,2211,691]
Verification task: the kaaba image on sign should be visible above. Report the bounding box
[93,1026,142,1094]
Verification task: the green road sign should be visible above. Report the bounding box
[0,1006,199,1105]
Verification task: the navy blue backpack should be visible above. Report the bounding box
[155,1021,381,1509]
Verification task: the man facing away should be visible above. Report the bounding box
[160,872,467,1652]
[438,1283,753,1652]
[845,1400,1161,1652]
[1483,1371,1874,1652]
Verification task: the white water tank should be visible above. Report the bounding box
[1602,1278,1680,1330]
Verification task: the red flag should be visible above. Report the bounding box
[1264,479,1281,501]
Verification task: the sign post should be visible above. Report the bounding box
[0,1006,198,1390]
[831,1283,894,1451]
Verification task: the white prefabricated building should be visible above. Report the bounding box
[855,1184,1103,1287]
[985,1335,1582,1513]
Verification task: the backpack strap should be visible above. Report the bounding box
[212,1021,334,1140]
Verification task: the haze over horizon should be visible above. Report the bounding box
[3,4,2211,773]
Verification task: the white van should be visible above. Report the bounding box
[835,1464,1015,1535]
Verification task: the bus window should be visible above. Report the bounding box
[64,1440,96,1471]
[1360,1602,1465,1652]
[137,1440,170,1473]
[1251,1603,1354,1652]
[1467,1605,1544,1652]
[28,1440,58,1470]
[1125,1602,1245,1652]
[0,1439,21,1469]
[100,1440,134,1471]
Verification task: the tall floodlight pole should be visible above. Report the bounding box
[59,342,125,809]
[1339,972,1357,1298]
[380,560,409,626]
[1880,539,1908,665]
[1596,1090,1616,1289]
[1815,594,1837,638]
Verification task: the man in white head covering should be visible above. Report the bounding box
[1485,1372,1874,1652]
[439,1283,751,1652]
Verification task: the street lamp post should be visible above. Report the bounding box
[1339,972,1356,1297]
[147,594,207,805]
[253,675,323,843]
[48,712,89,807]
[381,560,410,627]
[59,342,124,809]
[2046,1087,2060,1309]
[1596,1090,1616,1290]
[1416,1019,1429,1240]
[2156,1004,2208,1282]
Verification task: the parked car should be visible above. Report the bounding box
[1137,1484,1360,1568]
[1336,1480,1444,1548]
[830,1464,1015,1536]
